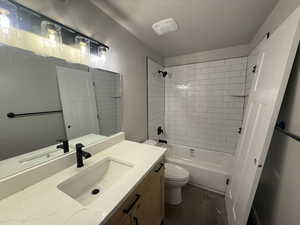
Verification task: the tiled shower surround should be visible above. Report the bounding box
[165,57,248,154]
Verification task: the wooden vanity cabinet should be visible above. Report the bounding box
[104,161,165,225]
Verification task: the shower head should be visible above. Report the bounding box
[158,70,168,78]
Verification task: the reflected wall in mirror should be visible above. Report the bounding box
[0,45,122,179]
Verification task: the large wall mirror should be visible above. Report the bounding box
[0,45,122,179]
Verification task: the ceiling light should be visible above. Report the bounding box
[152,18,178,36]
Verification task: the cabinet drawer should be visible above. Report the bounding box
[105,192,141,225]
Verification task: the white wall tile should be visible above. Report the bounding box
[165,57,248,154]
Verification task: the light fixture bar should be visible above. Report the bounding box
[8,0,109,49]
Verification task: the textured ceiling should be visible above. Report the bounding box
[91,0,278,57]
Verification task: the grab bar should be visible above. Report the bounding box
[275,121,300,142]
[7,110,62,118]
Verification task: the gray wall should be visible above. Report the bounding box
[253,48,300,225]
[15,0,163,142]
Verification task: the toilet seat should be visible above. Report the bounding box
[165,163,189,181]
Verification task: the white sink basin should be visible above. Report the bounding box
[57,157,133,205]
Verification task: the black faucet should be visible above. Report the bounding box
[75,143,92,168]
[57,139,69,153]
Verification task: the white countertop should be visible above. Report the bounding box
[0,140,166,225]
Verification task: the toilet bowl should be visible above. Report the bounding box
[164,162,189,205]
[143,140,190,205]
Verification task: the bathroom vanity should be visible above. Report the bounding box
[104,160,165,225]
[0,133,166,225]
[0,40,167,225]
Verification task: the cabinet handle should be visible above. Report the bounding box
[133,217,139,225]
[123,194,140,214]
[155,163,164,173]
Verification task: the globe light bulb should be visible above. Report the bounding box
[0,8,10,34]
[80,41,87,54]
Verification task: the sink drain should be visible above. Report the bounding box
[91,189,100,195]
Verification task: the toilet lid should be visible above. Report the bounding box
[164,163,189,181]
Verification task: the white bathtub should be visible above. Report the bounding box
[163,143,233,194]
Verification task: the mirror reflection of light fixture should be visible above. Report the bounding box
[41,21,62,48]
[75,35,90,57]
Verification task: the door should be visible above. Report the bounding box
[91,69,121,136]
[56,66,99,139]
[226,7,300,225]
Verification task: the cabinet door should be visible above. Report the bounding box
[121,216,132,225]
[133,170,153,225]
[134,162,165,225]
[150,163,165,225]
[105,161,165,225]
[105,213,131,225]
[105,192,140,225]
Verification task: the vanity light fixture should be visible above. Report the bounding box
[75,35,90,56]
[80,41,87,53]
[41,21,62,48]
[1,0,110,66]
[89,45,107,67]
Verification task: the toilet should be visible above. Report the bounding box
[164,162,189,205]
[143,140,189,205]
